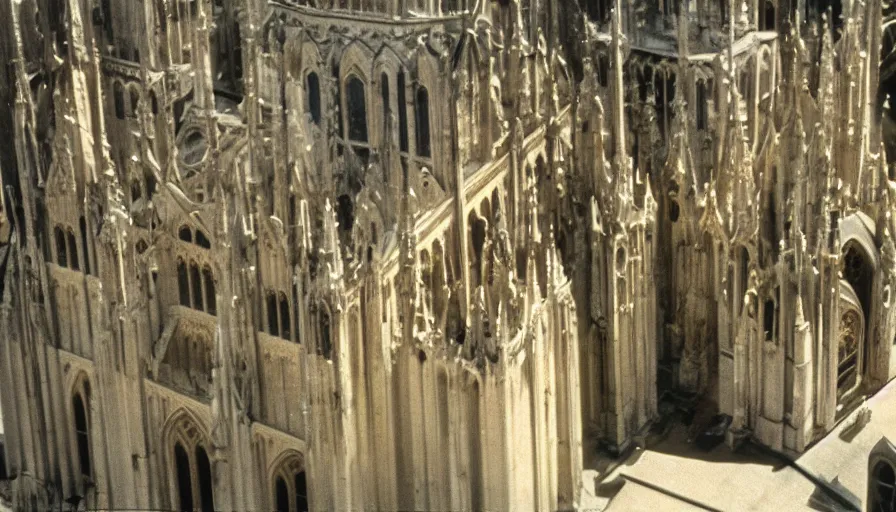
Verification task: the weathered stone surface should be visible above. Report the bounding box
[0,0,892,510]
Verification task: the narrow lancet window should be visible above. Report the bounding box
[307,72,321,125]
[346,76,368,142]
[415,86,431,157]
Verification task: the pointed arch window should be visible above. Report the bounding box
[380,73,390,136]
[66,229,79,271]
[307,72,321,125]
[398,71,409,152]
[279,293,291,340]
[101,0,114,40]
[415,86,431,157]
[871,460,895,512]
[177,259,191,306]
[346,76,368,142]
[264,290,293,341]
[79,217,91,275]
[271,455,308,512]
[276,477,290,512]
[296,472,308,511]
[179,225,193,243]
[55,226,68,267]
[179,225,211,249]
[190,263,203,310]
[170,417,215,512]
[174,442,193,511]
[202,266,216,315]
[266,292,280,337]
[196,446,214,512]
[72,385,92,478]
[176,259,216,314]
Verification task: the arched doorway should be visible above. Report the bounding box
[837,240,875,406]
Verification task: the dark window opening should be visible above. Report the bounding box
[398,71,409,152]
[275,477,289,512]
[147,174,157,196]
[55,226,68,267]
[739,247,750,292]
[279,294,291,340]
[584,0,611,23]
[307,72,321,125]
[295,471,308,512]
[871,461,895,512]
[114,82,125,119]
[178,260,190,306]
[655,73,677,136]
[79,217,91,274]
[515,247,527,281]
[696,80,709,130]
[196,446,214,512]
[67,231,80,271]
[597,54,610,88]
[346,76,368,142]
[762,1,775,30]
[131,181,142,202]
[381,73,390,135]
[179,226,193,243]
[669,200,680,222]
[267,293,279,336]
[807,0,843,34]
[196,230,210,249]
[190,263,203,311]
[232,22,243,83]
[203,266,216,315]
[320,312,332,358]
[471,216,486,286]
[637,69,649,102]
[151,91,159,115]
[174,443,193,512]
[101,0,113,39]
[764,299,775,340]
[336,194,354,231]
[49,0,68,53]
[415,86,431,157]
[73,392,91,477]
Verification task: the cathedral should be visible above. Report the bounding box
[0,0,894,509]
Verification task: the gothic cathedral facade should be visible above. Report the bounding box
[0,0,893,509]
